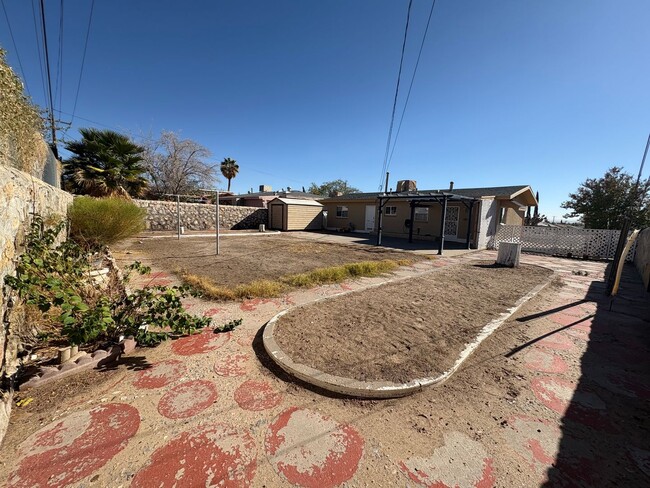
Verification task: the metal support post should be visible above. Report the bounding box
[408,201,415,243]
[438,196,448,255]
[466,201,475,249]
[176,195,181,240]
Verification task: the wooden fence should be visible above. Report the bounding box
[491,225,636,261]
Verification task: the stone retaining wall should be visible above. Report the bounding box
[0,166,73,444]
[134,199,268,231]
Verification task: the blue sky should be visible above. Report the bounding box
[2,0,648,221]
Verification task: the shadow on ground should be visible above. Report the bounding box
[543,264,650,486]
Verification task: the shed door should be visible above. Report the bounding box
[365,205,376,231]
[444,206,460,237]
[270,204,284,230]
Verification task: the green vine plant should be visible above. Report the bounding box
[4,216,236,348]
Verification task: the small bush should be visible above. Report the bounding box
[69,196,145,248]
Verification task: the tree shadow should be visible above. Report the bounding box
[542,263,650,486]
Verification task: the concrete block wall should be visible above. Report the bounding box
[134,199,268,231]
[633,228,650,292]
[0,165,73,444]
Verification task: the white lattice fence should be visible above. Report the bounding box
[492,225,636,261]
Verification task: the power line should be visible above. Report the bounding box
[387,0,437,172]
[1,0,30,96]
[38,0,59,157]
[378,0,413,191]
[30,0,48,103]
[71,0,95,125]
[54,0,64,114]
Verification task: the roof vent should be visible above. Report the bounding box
[396,180,417,192]
[449,181,454,191]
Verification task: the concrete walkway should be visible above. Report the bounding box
[2,251,648,487]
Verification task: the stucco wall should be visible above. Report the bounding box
[134,199,268,231]
[478,198,499,249]
[633,228,650,292]
[0,165,73,444]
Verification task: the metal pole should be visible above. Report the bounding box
[216,190,220,255]
[176,195,180,240]
[376,172,390,246]
[466,201,475,249]
[438,196,448,255]
[408,201,415,243]
[376,197,383,246]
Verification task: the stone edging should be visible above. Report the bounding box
[263,266,557,399]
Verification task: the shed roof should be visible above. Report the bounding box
[269,197,323,207]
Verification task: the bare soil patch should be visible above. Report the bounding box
[273,262,553,383]
[112,234,424,288]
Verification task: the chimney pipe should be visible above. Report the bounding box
[449,181,454,191]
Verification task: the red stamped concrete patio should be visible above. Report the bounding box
[1,248,649,487]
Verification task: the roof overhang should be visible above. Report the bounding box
[498,186,537,206]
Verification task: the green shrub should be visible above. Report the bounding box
[5,216,210,346]
[69,196,145,248]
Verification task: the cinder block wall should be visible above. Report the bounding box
[633,228,650,292]
[0,166,73,444]
[134,199,268,231]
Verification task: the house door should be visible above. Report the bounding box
[365,205,376,232]
[444,206,460,238]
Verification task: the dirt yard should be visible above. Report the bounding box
[112,234,424,287]
[274,262,553,383]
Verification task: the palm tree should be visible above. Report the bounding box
[63,128,148,198]
[220,157,239,192]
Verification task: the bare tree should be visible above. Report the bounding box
[142,131,218,196]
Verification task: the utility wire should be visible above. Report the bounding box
[71,0,95,125]
[54,0,64,114]
[378,0,413,191]
[30,0,48,103]
[39,0,59,156]
[1,0,30,96]
[387,0,437,172]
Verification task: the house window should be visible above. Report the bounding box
[414,207,428,222]
[385,206,397,216]
[336,206,348,218]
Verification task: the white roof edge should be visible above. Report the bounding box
[271,197,323,206]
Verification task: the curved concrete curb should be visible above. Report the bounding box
[263,267,557,399]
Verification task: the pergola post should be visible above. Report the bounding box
[408,201,416,243]
[438,196,448,255]
[466,200,474,249]
[376,197,383,246]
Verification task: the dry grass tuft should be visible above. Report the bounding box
[182,258,413,301]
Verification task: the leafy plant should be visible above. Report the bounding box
[68,196,146,249]
[214,318,242,333]
[5,216,209,346]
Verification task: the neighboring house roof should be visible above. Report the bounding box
[270,197,323,207]
[320,185,538,206]
[226,191,321,200]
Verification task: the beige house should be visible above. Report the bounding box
[319,184,538,253]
